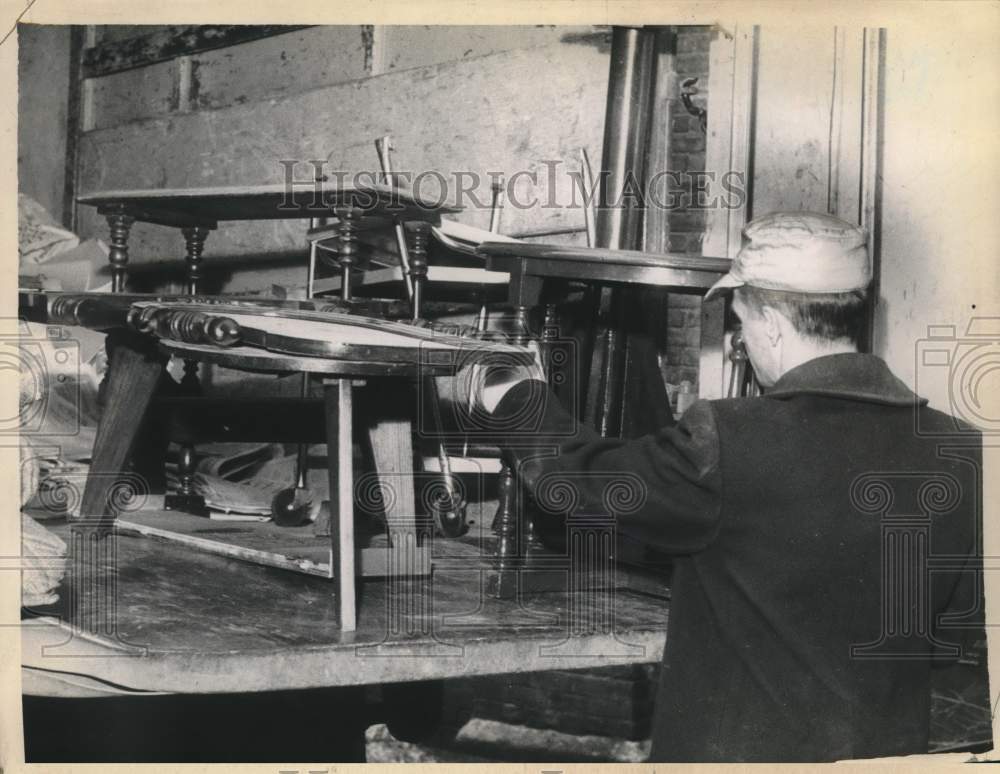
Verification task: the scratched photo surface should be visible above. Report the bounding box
[7,7,999,769]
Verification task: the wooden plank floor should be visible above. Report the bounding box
[22,511,669,695]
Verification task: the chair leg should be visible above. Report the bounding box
[487,462,519,599]
[487,304,534,599]
[324,378,356,632]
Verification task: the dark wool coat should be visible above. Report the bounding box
[494,353,989,762]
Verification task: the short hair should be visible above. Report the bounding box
[735,285,868,344]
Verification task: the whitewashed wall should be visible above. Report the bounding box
[74,26,610,292]
[876,21,1000,415]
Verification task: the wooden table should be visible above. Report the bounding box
[77,303,525,633]
[477,242,736,427]
[478,241,732,308]
[74,183,461,520]
[22,510,668,761]
[78,182,460,294]
[22,514,668,697]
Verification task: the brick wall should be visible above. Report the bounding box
[662,26,712,392]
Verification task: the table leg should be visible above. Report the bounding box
[181,225,210,296]
[585,288,628,437]
[365,393,432,638]
[324,378,356,632]
[166,226,213,516]
[60,330,165,649]
[101,205,135,294]
[488,305,533,599]
[80,330,166,522]
[366,403,418,551]
[179,226,210,392]
[334,207,363,302]
[487,463,519,600]
[404,221,465,540]
[405,221,429,320]
[507,260,545,310]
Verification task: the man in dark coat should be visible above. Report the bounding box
[461,212,990,761]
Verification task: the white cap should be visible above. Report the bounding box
[705,211,871,301]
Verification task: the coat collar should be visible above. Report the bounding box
[764,353,927,406]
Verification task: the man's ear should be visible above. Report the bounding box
[760,305,784,346]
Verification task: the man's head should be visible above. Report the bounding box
[705,212,872,387]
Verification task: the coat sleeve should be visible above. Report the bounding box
[492,380,723,554]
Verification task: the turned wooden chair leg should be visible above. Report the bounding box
[99,205,134,293]
[164,224,213,516]
[487,463,519,599]
[487,304,535,600]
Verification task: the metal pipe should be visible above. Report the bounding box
[586,26,660,437]
[595,26,659,253]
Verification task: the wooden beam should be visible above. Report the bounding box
[62,26,87,231]
[82,25,311,79]
[703,24,756,257]
[324,378,357,632]
[699,25,757,400]
[859,28,886,354]
[79,331,165,521]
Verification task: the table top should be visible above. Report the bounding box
[155,304,533,373]
[160,340,456,377]
[22,516,669,696]
[478,241,732,291]
[77,182,461,228]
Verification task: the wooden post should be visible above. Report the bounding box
[324,378,357,632]
[700,25,757,400]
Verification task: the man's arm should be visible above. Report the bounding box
[491,379,723,555]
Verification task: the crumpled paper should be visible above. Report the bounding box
[21,513,67,607]
[18,193,79,265]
